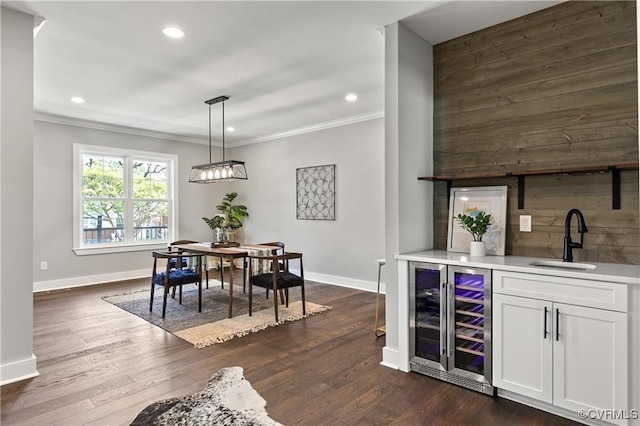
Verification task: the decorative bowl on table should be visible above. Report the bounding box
[209,241,240,248]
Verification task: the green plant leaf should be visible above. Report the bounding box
[456,211,492,242]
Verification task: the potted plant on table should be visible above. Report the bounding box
[202,192,249,243]
[456,211,492,256]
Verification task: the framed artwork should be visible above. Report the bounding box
[296,164,335,220]
[447,186,508,255]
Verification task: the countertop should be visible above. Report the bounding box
[395,250,640,285]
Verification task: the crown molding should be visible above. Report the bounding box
[34,109,384,148]
[233,110,385,147]
[34,112,208,145]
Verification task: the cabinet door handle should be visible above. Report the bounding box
[543,306,548,339]
[555,308,560,341]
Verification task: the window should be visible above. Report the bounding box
[73,144,177,255]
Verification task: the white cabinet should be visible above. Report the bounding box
[493,294,553,402]
[493,271,628,425]
[553,303,627,416]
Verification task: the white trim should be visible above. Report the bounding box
[0,354,39,386]
[72,243,166,256]
[496,389,606,426]
[35,110,384,148]
[36,112,207,145]
[381,347,400,370]
[33,268,149,293]
[73,144,177,252]
[290,269,385,294]
[233,110,385,146]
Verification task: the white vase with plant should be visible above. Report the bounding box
[456,211,492,256]
[202,192,249,243]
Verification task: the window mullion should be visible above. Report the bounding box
[124,156,134,244]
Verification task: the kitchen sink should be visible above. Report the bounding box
[529,260,596,271]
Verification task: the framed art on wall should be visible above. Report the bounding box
[296,164,335,220]
[447,186,508,255]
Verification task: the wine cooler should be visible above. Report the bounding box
[409,261,494,395]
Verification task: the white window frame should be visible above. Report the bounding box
[72,144,178,255]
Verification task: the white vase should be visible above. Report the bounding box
[469,241,486,257]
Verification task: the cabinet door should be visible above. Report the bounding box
[553,303,628,420]
[493,294,553,403]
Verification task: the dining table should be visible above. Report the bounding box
[173,242,277,318]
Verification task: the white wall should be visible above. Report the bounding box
[1,6,38,385]
[230,118,385,290]
[383,21,434,369]
[32,120,228,290]
[32,117,385,292]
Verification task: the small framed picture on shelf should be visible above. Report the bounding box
[447,186,508,256]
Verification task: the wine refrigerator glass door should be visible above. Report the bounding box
[410,262,446,369]
[447,266,492,386]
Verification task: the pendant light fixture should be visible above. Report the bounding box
[189,95,247,183]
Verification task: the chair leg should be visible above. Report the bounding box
[150,282,155,312]
[273,287,279,322]
[285,288,289,307]
[179,285,183,304]
[198,278,202,313]
[162,285,169,319]
[248,282,253,316]
[301,282,306,316]
[243,259,247,293]
[219,257,224,289]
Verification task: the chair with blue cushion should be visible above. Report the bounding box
[168,240,209,288]
[247,252,305,322]
[151,251,203,318]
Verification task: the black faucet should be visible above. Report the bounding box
[563,209,588,262]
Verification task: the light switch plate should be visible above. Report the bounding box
[519,215,532,232]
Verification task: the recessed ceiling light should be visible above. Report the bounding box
[226,127,235,132]
[162,27,184,39]
[345,93,358,102]
[70,96,85,104]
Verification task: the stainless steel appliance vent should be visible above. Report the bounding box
[410,360,493,395]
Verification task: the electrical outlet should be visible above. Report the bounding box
[519,215,532,232]
[40,261,48,271]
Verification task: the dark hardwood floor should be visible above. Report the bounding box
[1,270,580,425]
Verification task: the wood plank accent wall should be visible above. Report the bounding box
[432,1,639,264]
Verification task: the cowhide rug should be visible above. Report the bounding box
[131,367,282,426]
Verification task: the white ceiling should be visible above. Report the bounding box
[8,0,564,146]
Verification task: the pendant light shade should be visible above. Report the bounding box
[189,95,247,183]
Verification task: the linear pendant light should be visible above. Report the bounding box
[189,95,247,183]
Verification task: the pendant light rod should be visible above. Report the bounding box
[222,101,225,162]
[189,94,247,183]
[205,95,229,163]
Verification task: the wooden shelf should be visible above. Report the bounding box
[418,163,639,210]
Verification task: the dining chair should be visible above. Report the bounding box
[257,241,285,301]
[151,250,203,318]
[168,240,209,288]
[247,252,305,322]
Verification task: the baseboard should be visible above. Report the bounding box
[381,346,399,370]
[292,270,385,294]
[33,269,149,293]
[33,268,385,295]
[497,389,609,426]
[0,354,39,386]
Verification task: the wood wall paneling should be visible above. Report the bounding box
[432,1,638,264]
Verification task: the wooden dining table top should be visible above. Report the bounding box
[173,242,278,258]
[172,242,278,318]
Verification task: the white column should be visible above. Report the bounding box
[0,6,38,385]
[383,21,434,369]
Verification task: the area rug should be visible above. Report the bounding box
[103,282,331,348]
[131,366,282,426]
